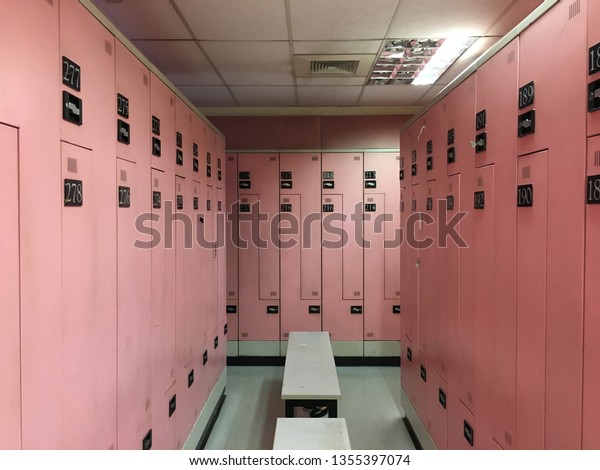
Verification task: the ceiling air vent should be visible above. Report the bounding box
[310,60,359,75]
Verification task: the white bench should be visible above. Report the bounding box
[281,331,341,418]
[273,418,351,450]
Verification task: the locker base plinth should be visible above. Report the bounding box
[364,341,401,357]
[401,386,437,450]
[227,340,239,357]
[238,341,280,357]
[284,399,338,418]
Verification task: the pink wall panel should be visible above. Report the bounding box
[0,125,21,449]
[116,158,152,450]
[516,150,548,449]
[320,116,406,150]
[583,135,600,448]
[150,74,175,173]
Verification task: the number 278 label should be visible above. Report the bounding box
[64,179,83,206]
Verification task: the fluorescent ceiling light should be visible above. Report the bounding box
[411,37,477,85]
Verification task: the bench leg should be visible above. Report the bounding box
[328,400,338,418]
[285,400,295,418]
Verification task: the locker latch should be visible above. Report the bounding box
[188,369,194,388]
[350,306,363,314]
[463,421,474,447]
[420,365,427,382]
[589,79,600,112]
[142,429,152,450]
[438,388,447,409]
[471,133,487,153]
[518,110,536,137]
[168,395,177,417]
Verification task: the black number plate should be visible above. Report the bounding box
[153,191,161,209]
[117,93,129,118]
[426,156,433,171]
[280,203,292,212]
[152,137,161,157]
[365,203,377,212]
[365,171,376,179]
[399,169,405,181]
[62,91,83,126]
[188,370,194,388]
[474,191,485,210]
[62,57,81,91]
[322,171,334,180]
[117,119,130,145]
[323,181,335,189]
[281,171,292,180]
[176,150,183,166]
[176,132,182,148]
[214,336,219,349]
[519,81,535,109]
[447,147,456,164]
[239,171,250,180]
[411,164,417,176]
[420,365,427,382]
[426,140,433,154]
[364,180,377,189]
[587,175,600,204]
[142,430,152,451]
[118,186,131,208]
[203,350,208,365]
[281,181,293,189]
[194,197,199,210]
[351,306,363,314]
[590,41,600,76]
[152,115,160,135]
[589,79,600,112]
[407,347,412,362]
[322,204,334,212]
[239,204,251,213]
[207,166,212,178]
[193,143,198,157]
[393,305,401,314]
[475,109,486,130]
[447,195,455,211]
[517,184,534,207]
[426,197,433,211]
[464,421,474,447]
[447,128,455,145]
[177,195,183,210]
[518,110,536,137]
[218,170,222,181]
[439,388,447,409]
[64,179,83,207]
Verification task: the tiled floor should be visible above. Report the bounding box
[205,365,416,450]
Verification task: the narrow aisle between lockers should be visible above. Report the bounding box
[205,366,415,450]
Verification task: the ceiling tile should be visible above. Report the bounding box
[487,0,544,36]
[290,0,400,41]
[297,77,367,86]
[201,41,294,85]
[231,86,296,106]
[415,85,448,105]
[388,0,513,37]
[92,0,192,40]
[173,0,289,40]
[298,86,363,106]
[177,86,237,107]
[359,85,430,106]
[133,40,222,86]
[293,41,383,55]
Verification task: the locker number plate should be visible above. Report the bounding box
[117,94,129,119]
[118,186,131,208]
[62,57,81,92]
[587,175,600,204]
[519,81,535,109]
[474,191,485,210]
[517,184,534,207]
[64,179,83,207]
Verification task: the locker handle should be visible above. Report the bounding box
[519,119,533,129]
[470,138,485,149]
[594,88,600,99]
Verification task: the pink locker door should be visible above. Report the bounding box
[402,338,416,405]
[191,115,206,190]
[444,75,476,176]
[414,353,429,429]
[407,120,425,186]
[225,154,239,343]
[422,102,445,182]
[448,399,477,450]
[217,136,225,191]
[0,125,21,449]
[116,158,153,450]
[150,74,175,174]
[61,142,116,449]
[280,153,322,338]
[399,184,409,341]
[583,135,600,448]
[59,0,114,150]
[150,168,177,450]
[429,373,448,449]
[216,187,227,375]
[205,183,219,344]
[403,185,420,344]
[588,0,600,137]
[115,41,150,165]
[515,151,548,449]
[175,97,193,178]
[472,165,495,449]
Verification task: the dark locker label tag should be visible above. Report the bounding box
[411,164,417,176]
[118,186,131,208]
[281,171,293,180]
[365,171,376,179]
[239,204,251,213]
[518,110,536,137]
[447,147,456,164]
[393,305,401,314]
[447,195,455,211]
[420,365,427,382]
[152,137,161,157]
[153,191,161,209]
[214,336,219,349]
[199,216,204,224]
[142,430,152,450]
[517,184,534,207]
[447,128,455,145]
[117,119,130,145]
[62,57,81,91]
[176,149,184,166]
[188,370,194,388]
[62,91,83,126]
[322,204,334,212]
[475,109,486,130]
[399,169,405,181]
[323,181,335,189]
[589,79,600,112]
[267,306,279,314]
[193,143,199,157]
[464,421,474,447]
[193,197,199,210]
[426,197,433,211]
[350,306,363,314]
[365,203,377,212]
[193,158,199,172]
[519,81,535,109]
[239,171,250,180]
[218,201,222,212]
[400,201,405,213]
[239,181,251,189]
[439,388,447,409]
[426,140,433,154]
[206,152,211,164]
[176,195,183,210]
[117,93,129,119]
[411,150,417,163]
[426,156,433,171]
[407,347,412,362]
[280,203,292,212]
[218,170,222,181]
[203,350,208,365]
[176,132,183,148]
[206,199,211,211]
[218,158,222,169]
[224,323,228,335]
[411,199,417,212]
[322,171,334,179]
[590,42,600,75]
[364,180,377,189]
[226,305,237,314]
[64,179,83,207]
[152,116,160,135]
[474,191,485,210]
[168,395,176,417]
[587,175,600,204]
[474,132,487,153]
[281,181,293,189]
[309,305,321,314]
[207,166,212,178]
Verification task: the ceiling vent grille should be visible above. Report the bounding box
[310,60,359,75]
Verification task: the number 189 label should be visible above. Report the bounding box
[587,175,600,204]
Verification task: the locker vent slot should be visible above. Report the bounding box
[270,156,276,161]
[228,156,234,161]
[170,97,174,106]
[464,421,474,447]
[508,51,515,64]
[522,166,531,179]
[242,333,249,338]
[367,333,374,338]
[105,40,112,55]
[477,177,483,187]
[67,158,78,173]
[228,291,235,297]
[505,431,513,446]
[312,291,319,296]
[143,74,148,86]
[312,156,318,161]
[569,0,581,19]
[47,0,53,5]
[310,60,359,75]
[270,291,277,296]
[595,150,600,167]
[283,198,290,203]
[120,170,127,182]
[354,291,361,296]
[354,156,361,161]
[154,178,159,188]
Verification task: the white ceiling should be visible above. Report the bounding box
[92,0,543,115]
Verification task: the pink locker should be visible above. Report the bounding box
[151,168,177,450]
[191,115,206,188]
[175,97,193,178]
[150,74,176,173]
[216,183,227,375]
[428,373,448,449]
[205,177,219,381]
[402,338,416,407]
[363,153,401,341]
[420,102,445,182]
[116,158,153,450]
[280,153,322,338]
[519,0,586,448]
[61,142,116,449]
[588,0,600,136]
[583,135,600,448]
[0,125,21,449]
[322,153,364,341]
[225,154,239,343]
[515,151,548,449]
[237,154,280,341]
[3,0,62,449]
[414,353,429,428]
[448,399,477,450]
[403,185,421,345]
